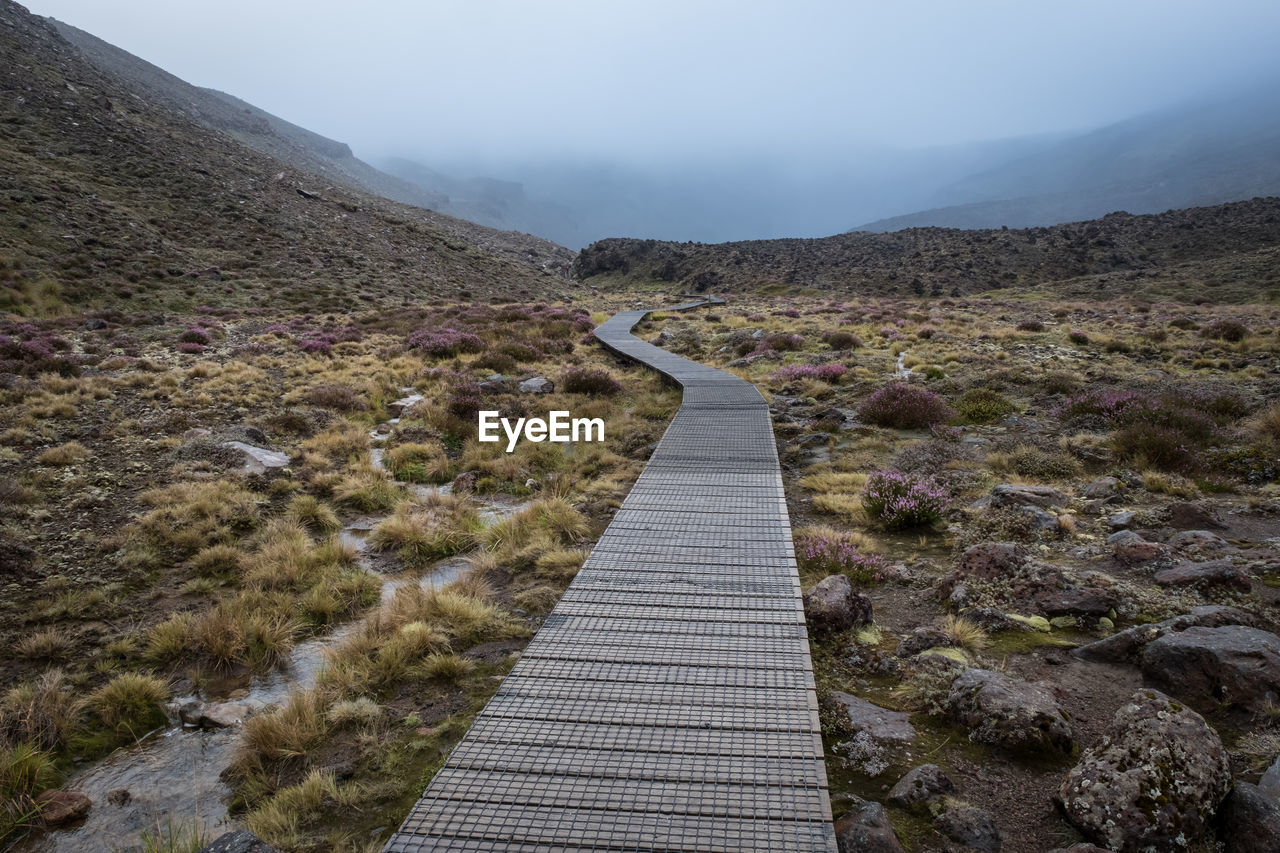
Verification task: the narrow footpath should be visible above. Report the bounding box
[385,298,836,852]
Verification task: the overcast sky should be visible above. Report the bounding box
[23,0,1280,166]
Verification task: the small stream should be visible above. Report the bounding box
[16,414,527,852]
[892,350,911,379]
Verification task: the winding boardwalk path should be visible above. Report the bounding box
[386,299,836,852]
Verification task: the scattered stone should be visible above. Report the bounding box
[833,797,905,853]
[182,427,212,440]
[1057,689,1230,852]
[386,393,424,418]
[946,668,1073,754]
[451,471,478,493]
[1167,529,1234,560]
[829,692,915,744]
[1218,782,1280,853]
[1081,476,1123,499]
[1153,559,1251,591]
[198,701,253,729]
[886,764,955,814]
[990,483,1067,510]
[35,790,91,826]
[106,788,130,806]
[896,627,953,657]
[1106,529,1168,563]
[1012,503,1062,531]
[518,376,554,394]
[1035,586,1117,618]
[1142,625,1280,713]
[803,574,872,634]
[1167,501,1227,531]
[1072,605,1259,664]
[243,426,268,445]
[960,608,1037,633]
[197,830,281,853]
[85,317,108,330]
[1106,510,1136,530]
[955,542,1025,580]
[221,441,289,474]
[934,805,1002,852]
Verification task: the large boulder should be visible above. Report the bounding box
[833,797,905,853]
[1166,501,1226,530]
[1218,782,1280,853]
[803,574,872,634]
[1072,605,1259,664]
[1142,625,1280,713]
[1057,689,1230,852]
[946,669,1073,754]
[518,376,554,394]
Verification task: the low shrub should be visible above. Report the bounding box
[771,364,847,383]
[760,333,804,352]
[820,330,861,350]
[1199,319,1247,342]
[305,384,367,412]
[953,388,1015,424]
[561,366,622,396]
[1067,331,1089,344]
[795,532,887,584]
[407,327,486,357]
[1112,424,1199,472]
[1016,320,1044,332]
[858,383,953,429]
[861,469,948,529]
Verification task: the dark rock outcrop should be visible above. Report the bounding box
[804,574,872,634]
[833,797,906,853]
[1142,625,1280,713]
[946,668,1073,754]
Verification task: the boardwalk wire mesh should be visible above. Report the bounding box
[385,299,837,852]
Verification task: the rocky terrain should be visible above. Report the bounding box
[0,0,575,318]
[575,197,1280,303]
[634,296,1280,852]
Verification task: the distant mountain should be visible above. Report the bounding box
[0,1,574,315]
[574,197,1280,304]
[858,85,1280,231]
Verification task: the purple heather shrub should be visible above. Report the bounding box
[561,366,623,396]
[759,333,804,353]
[176,342,206,354]
[771,364,847,383]
[1067,330,1089,344]
[1198,318,1248,342]
[879,326,902,341]
[177,326,212,346]
[862,469,948,530]
[447,378,484,418]
[916,326,937,339]
[858,383,954,429]
[796,534,888,584]
[820,330,861,350]
[929,424,964,442]
[299,334,336,355]
[778,308,801,319]
[746,313,767,322]
[407,327,486,357]
[264,324,290,337]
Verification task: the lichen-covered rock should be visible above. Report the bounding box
[803,574,872,634]
[1166,529,1234,560]
[35,790,91,826]
[1219,782,1280,853]
[1072,605,1259,664]
[1107,529,1168,563]
[956,542,1025,580]
[1153,559,1250,592]
[887,764,955,814]
[1034,586,1117,618]
[946,668,1074,754]
[1056,689,1230,852]
[990,483,1067,509]
[934,805,1002,852]
[829,692,915,744]
[1142,625,1280,713]
[833,797,905,853]
[896,626,953,657]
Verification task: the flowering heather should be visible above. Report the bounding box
[1199,318,1248,342]
[447,379,483,419]
[879,326,902,341]
[177,326,212,345]
[796,535,888,584]
[771,364,847,383]
[407,327,486,357]
[176,342,207,354]
[858,383,954,429]
[1067,330,1089,344]
[299,334,336,355]
[0,331,79,375]
[862,469,948,530]
[777,309,801,319]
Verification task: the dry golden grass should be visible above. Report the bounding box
[35,441,89,466]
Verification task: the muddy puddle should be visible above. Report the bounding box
[15,439,529,852]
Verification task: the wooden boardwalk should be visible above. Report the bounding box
[385,299,836,852]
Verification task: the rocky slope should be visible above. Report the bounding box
[0,0,573,315]
[574,198,1280,303]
